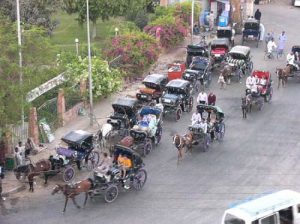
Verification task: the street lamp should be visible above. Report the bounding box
[86,0,94,126]
[114,27,119,37]
[75,38,79,56]
[16,0,25,130]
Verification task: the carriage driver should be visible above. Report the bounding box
[246,74,257,89]
[191,109,202,125]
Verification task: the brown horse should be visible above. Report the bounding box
[220,63,232,85]
[51,179,93,213]
[276,66,290,89]
[173,133,193,165]
[27,159,52,192]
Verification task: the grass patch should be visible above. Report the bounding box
[51,11,125,53]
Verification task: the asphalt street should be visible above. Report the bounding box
[2,1,300,224]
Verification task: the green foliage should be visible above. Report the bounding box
[134,10,149,30]
[149,15,175,26]
[106,31,160,76]
[0,15,62,127]
[64,56,123,99]
[152,5,175,19]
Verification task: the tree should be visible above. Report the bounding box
[0,0,61,34]
[230,0,243,31]
[0,14,61,128]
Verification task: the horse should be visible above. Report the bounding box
[241,97,251,119]
[173,133,193,165]
[51,179,93,213]
[220,62,233,85]
[27,159,52,192]
[276,67,290,89]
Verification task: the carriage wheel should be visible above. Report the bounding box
[104,184,119,203]
[85,151,100,171]
[62,166,75,182]
[175,108,182,121]
[217,122,226,141]
[155,126,163,146]
[142,140,152,157]
[132,169,147,191]
[264,87,273,102]
[187,97,193,113]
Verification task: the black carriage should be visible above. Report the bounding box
[89,144,147,203]
[58,130,100,171]
[123,106,163,156]
[108,97,139,131]
[210,38,230,63]
[186,56,213,88]
[136,74,168,104]
[196,104,225,141]
[161,79,193,121]
[217,26,235,46]
[227,45,253,79]
[242,18,260,47]
[186,44,210,68]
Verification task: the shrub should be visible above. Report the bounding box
[64,56,123,99]
[106,31,160,76]
[144,15,188,49]
[174,2,201,25]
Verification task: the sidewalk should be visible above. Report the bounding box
[2,34,210,196]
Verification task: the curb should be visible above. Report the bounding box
[2,184,26,197]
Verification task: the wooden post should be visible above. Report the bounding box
[57,89,66,127]
[28,107,39,145]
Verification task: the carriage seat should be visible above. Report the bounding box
[188,124,204,134]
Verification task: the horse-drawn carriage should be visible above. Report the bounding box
[217,26,235,45]
[187,56,213,88]
[97,98,140,152]
[290,45,300,75]
[226,45,253,82]
[210,38,230,63]
[58,130,100,171]
[186,44,210,68]
[167,62,186,80]
[242,18,260,47]
[136,73,168,104]
[89,144,147,203]
[252,70,273,102]
[161,79,193,121]
[120,105,163,156]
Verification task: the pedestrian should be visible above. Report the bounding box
[14,147,23,166]
[209,11,215,31]
[25,138,33,158]
[254,9,262,21]
[278,31,287,55]
[197,90,208,105]
[208,92,216,106]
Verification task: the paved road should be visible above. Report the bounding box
[2,1,300,223]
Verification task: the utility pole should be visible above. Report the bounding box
[16,0,25,130]
[86,0,94,126]
[191,0,195,44]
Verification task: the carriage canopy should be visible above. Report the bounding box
[166,79,190,89]
[143,74,167,85]
[243,18,260,31]
[61,130,94,149]
[252,70,271,80]
[113,144,144,167]
[292,45,300,54]
[112,97,139,116]
[217,26,233,39]
[228,45,251,60]
[211,38,230,49]
[196,104,224,119]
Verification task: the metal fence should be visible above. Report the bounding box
[37,97,58,130]
[8,122,29,148]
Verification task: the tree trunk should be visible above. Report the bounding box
[230,0,243,32]
[92,21,97,39]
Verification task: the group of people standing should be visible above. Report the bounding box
[14,138,34,167]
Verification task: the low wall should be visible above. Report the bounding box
[63,102,85,125]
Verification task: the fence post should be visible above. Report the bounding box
[28,107,39,146]
[57,89,66,127]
